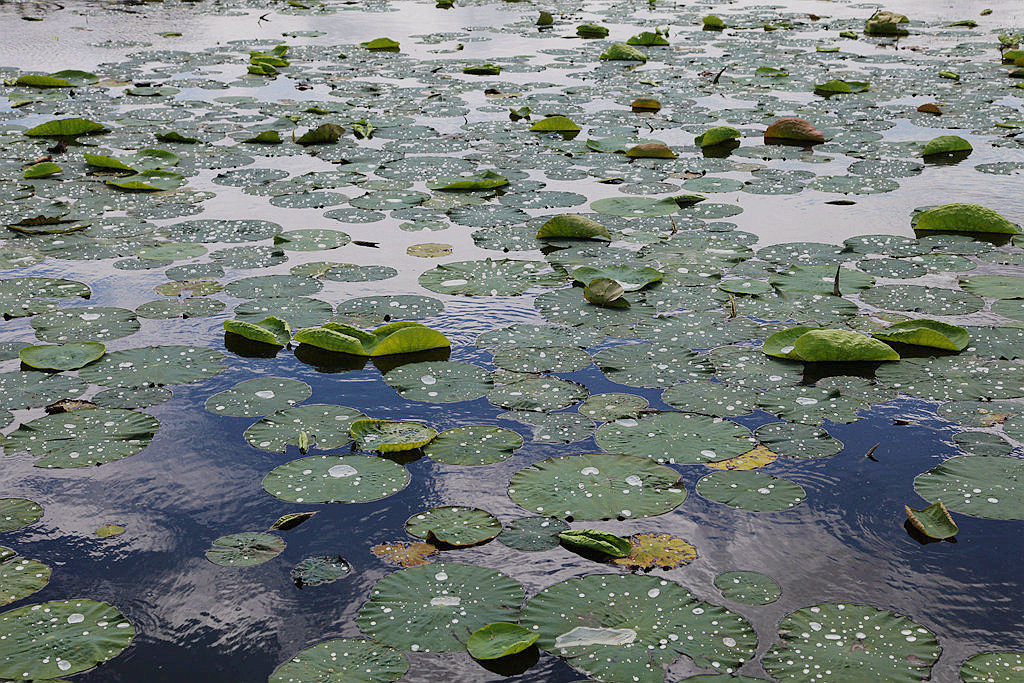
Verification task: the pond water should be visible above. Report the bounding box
[0,0,1023,681]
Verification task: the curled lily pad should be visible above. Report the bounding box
[205,532,284,567]
[205,377,311,417]
[4,408,159,468]
[424,426,522,466]
[350,419,436,452]
[905,501,958,539]
[23,117,109,137]
[696,470,806,512]
[0,499,42,533]
[764,328,899,362]
[269,639,409,682]
[536,215,610,241]
[0,599,134,679]
[508,452,686,520]
[558,529,631,557]
[522,574,757,681]
[223,316,291,347]
[405,506,501,547]
[873,319,969,351]
[763,603,939,681]
[715,571,781,605]
[295,322,449,356]
[18,342,104,371]
[922,135,972,158]
[612,533,697,570]
[263,455,410,503]
[912,203,1020,235]
[467,623,538,660]
[356,563,524,653]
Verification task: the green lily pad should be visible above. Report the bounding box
[696,126,741,148]
[499,410,595,444]
[263,454,410,503]
[912,203,1020,235]
[530,115,580,133]
[905,501,958,539]
[770,265,874,295]
[508,452,687,520]
[223,316,291,347]
[23,117,109,137]
[467,623,538,660]
[697,470,806,512]
[923,135,972,158]
[204,378,311,417]
[424,426,522,466]
[715,571,781,605]
[405,506,501,547]
[244,404,365,452]
[428,170,508,191]
[31,306,139,343]
[765,328,899,362]
[959,652,1024,682]
[0,499,42,533]
[18,342,105,371]
[383,361,492,403]
[590,196,687,217]
[0,599,134,679]
[273,229,351,251]
[4,408,159,468]
[295,322,449,356]
[662,381,757,417]
[861,284,984,316]
[492,346,591,374]
[572,265,663,292]
[361,37,400,51]
[814,79,870,95]
[78,346,225,387]
[873,319,969,351]
[595,411,755,464]
[913,455,1024,520]
[291,555,351,588]
[205,531,284,567]
[558,529,631,557]
[497,517,569,551]
[269,639,409,682]
[600,43,647,62]
[419,259,563,296]
[357,563,524,653]
[877,356,1024,401]
[0,551,50,605]
[487,376,587,412]
[536,214,610,241]
[522,574,757,681]
[350,419,437,452]
[960,275,1024,299]
[96,524,125,538]
[763,603,939,681]
[578,393,648,421]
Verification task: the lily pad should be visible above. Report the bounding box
[873,319,969,351]
[905,501,958,539]
[596,411,755,464]
[521,574,757,681]
[0,551,50,605]
[4,408,159,468]
[350,419,437,452]
[763,603,939,681]
[419,259,563,296]
[356,563,524,653]
[959,652,1024,682]
[269,639,409,682]
[244,404,365,452]
[697,470,806,511]
[0,599,134,679]
[223,316,291,347]
[18,342,105,371]
[715,571,781,605]
[424,426,522,466]
[558,529,631,557]
[0,499,42,533]
[912,203,1020,235]
[291,555,351,588]
[405,506,501,547]
[536,214,611,241]
[204,377,311,417]
[913,455,1024,520]
[487,377,588,412]
[578,393,648,422]
[508,452,687,520]
[497,517,569,551]
[467,623,538,660]
[205,531,284,567]
[372,542,439,567]
[295,322,450,356]
[263,454,410,503]
[384,361,492,403]
[612,533,697,570]
[31,306,139,343]
[79,346,225,387]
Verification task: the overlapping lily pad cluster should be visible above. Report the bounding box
[0,0,1022,681]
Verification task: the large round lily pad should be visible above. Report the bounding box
[508,452,687,520]
[263,455,410,503]
[595,411,755,464]
[405,506,501,547]
[424,426,523,465]
[18,342,105,371]
[30,306,139,343]
[383,361,492,403]
[244,404,365,452]
[913,455,1024,520]
[204,378,311,417]
[269,638,409,682]
[696,470,806,511]
[78,346,226,387]
[356,563,524,653]
[0,499,42,533]
[521,574,757,682]
[0,599,134,679]
[205,531,284,567]
[487,377,588,412]
[4,408,159,468]
[763,603,940,681]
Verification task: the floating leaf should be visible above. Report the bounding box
[205,532,284,567]
[467,623,538,660]
[350,419,436,452]
[23,117,109,137]
[292,555,351,588]
[529,115,580,133]
[18,342,105,371]
[270,511,316,531]
[959,651,1024,682]
[205,377,311,417]
[245,404,364,452]
[558,529,631,557]
[0,499,42,533]
[715,571,781,605]
[0,550,50,605]
[912,203,1020,234]
[424,426,522,466]
[913,455,1024,520]
[372,542,439,567]
[270,639,409,682]
[497,517,569,551]
[873,319,969,351]
[223,316,291,347]
[295,321,450,356]
[922,135,972,158]
[264,454,410,504]
[612,533,697,570]
[405,506,501,547]
[4,408,159,468]
[96,524,125,538]
[905,501,958,539]
[697,470,806,511]
[536,214,610,241]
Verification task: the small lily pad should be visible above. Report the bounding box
[205,531,284,567]
[467,623,538,660]
[405,506,501,547]
[350,419,437,452]
[905,501,958,539]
